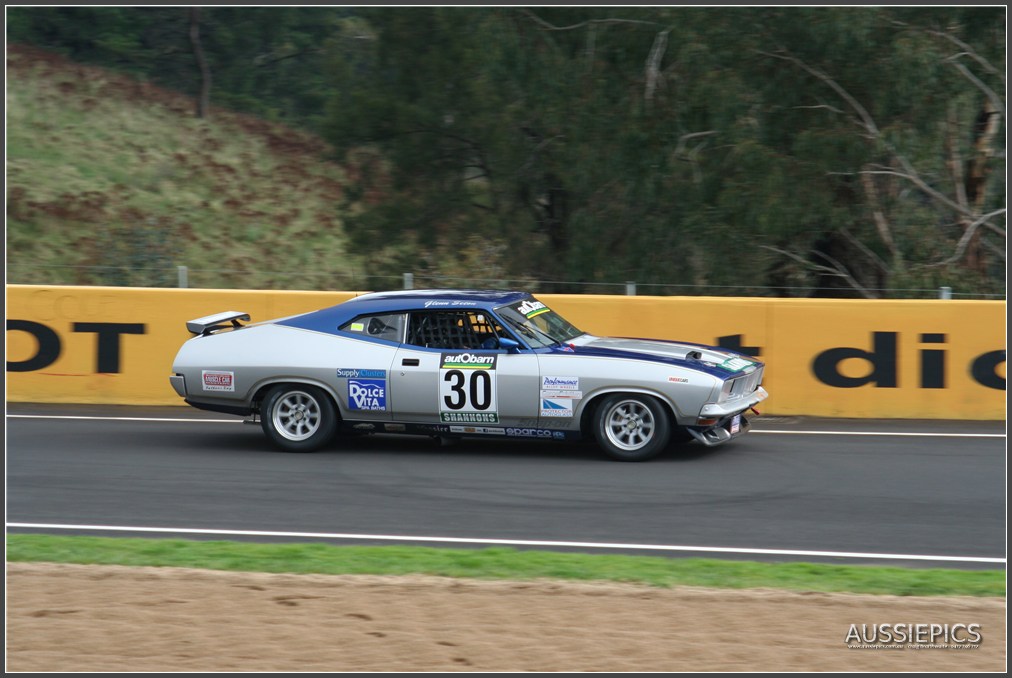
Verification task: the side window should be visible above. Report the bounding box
[340,313,405,342]
[406,311,506,350]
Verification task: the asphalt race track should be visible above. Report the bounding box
[6,403,1006,570]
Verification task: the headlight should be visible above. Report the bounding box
[718,378,734,402]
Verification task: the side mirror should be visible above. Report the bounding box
[498,337,521,353]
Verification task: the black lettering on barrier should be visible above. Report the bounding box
[717,334,762,357]
[970,350,1006,391]
[812,332,898,388]
[919,333,946,389]
[6,320,61,372]
[72,322,146,373]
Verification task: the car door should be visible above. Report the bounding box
[388,309,540,430]
[331,312,406,425]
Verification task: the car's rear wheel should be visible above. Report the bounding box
[260,384,337,452]
[593,394,671,461]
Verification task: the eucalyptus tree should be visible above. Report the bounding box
[323,6,1004,297]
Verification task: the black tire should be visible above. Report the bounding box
[593,393,671,462]
[260,384,338,452]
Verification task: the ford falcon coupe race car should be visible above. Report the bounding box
[170,290,768,461]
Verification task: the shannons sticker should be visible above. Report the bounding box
[440,412,499,423]
[440,353,497,369]
[202,370,234,392]
[348,379,386,410]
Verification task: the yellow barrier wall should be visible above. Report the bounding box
[6,285,1006,419]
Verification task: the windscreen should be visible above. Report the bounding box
[496,298,584,348]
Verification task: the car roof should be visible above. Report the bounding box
[275,289,534,334]
[350,289,531,306]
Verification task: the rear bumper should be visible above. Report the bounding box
[169,374,186,397]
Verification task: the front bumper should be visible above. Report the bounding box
[686,411,752,446]
[698,386,768,419]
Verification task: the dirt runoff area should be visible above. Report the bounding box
[6,562,1005,672]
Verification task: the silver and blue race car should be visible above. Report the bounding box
[169,289,768,461]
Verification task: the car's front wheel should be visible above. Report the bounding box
[593,393,671,461]
[260,384,337,452]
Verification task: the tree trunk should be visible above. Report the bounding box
[189,7,211,119]
[963,100,1002,271]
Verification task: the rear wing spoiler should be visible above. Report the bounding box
[186,311,251,336]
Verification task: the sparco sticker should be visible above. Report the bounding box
[202,370,234,392]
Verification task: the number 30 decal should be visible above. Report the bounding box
[442,369,493,410]
[438,353,499,423]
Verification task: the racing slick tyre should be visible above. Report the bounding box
[260,384,338,453]
[593,393,671,462]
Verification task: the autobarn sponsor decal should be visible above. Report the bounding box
[201,370,234,392]
[348,378,386,411]
[540,398,574,417]
[337,368,387,379]
[516,300,550,318]
[542,375,579,390]
[440,353,497,369]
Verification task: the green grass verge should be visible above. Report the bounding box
[6,534,1005,598]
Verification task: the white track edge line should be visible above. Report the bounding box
[6,414,240,423]
[5,415,1005,437]
[6,523,1005,564]
[752,430,1005,438]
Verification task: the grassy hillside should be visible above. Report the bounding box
[6,44,366,290]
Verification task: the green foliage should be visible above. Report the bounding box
[320,7,1004,296]
[6,6,1005,297]
[7,534,1005,597]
